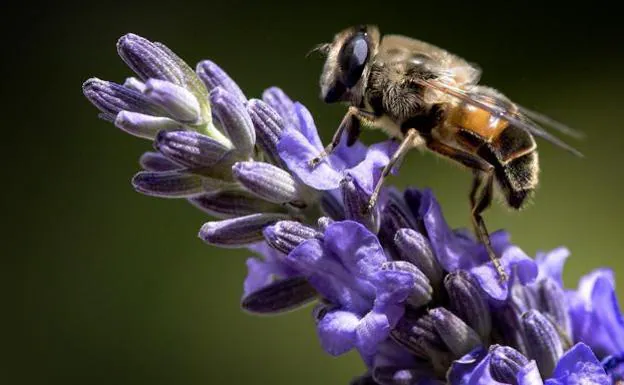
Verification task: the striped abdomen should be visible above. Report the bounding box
[449,101,539,209]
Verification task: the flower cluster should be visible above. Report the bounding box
[83,34,624,385]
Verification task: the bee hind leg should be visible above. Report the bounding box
[425,140,507,281]
[470,171,508,282]
[308,106,370,167]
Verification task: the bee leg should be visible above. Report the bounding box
[425,140,507,281]
[470,171,508,282]
[309,106,367,167]
[365,129,419,212]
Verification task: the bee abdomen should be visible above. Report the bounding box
[498,151,539,209]
[478,125,539,210]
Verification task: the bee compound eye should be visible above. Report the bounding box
[339,33,369,88]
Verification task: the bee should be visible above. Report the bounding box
[309,25,583,280]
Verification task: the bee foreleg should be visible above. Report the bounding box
[309,106,366,168]
[425,140,507,281]
[365,128,419,212]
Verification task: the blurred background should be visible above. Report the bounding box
[4,1,624,384]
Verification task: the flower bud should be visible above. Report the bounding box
[241,276,317,314]
[211,87,255,155]
[144,79,201,124]
[115,111,184,139]
[445,271,491,341]
[522,309,564,377]
[199,213,289,247]
[394,229,443,287]
[196,60,247,104]
[429,307,482,358]
[232,161,304,204]
[263,221,320,255]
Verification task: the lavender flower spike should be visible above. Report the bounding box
[85,33,624,385]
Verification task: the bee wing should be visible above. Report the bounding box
[418,78,584,157]
[379,35,482,85]
[515,104,585,140]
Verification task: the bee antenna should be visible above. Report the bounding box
[306,43,330,58]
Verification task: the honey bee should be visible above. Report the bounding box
[309,25,583,280]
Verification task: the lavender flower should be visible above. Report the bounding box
[84,33,624,385]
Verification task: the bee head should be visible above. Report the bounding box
[317,25,380,104]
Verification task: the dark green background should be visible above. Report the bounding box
[5,1,624,384]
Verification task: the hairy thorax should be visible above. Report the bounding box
[364,61,444,145]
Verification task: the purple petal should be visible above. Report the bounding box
[545,343,609,385]
[518,362,544,385]
[316,310,360,356]
[568,269,624,357]
[288,239,372,313]
[535,247,570,286]
[470,246,538,302]
[262,87,298,132]
[332,130,368,169]
[286,238,335,275]
[277,129,342,190]
[415,188,466,272]
[355,310,394,356]
[447,348,487,385]
[372,269,416,308]
[347,140,399,195]
[243,257,276,296]
[324,221,388,280]
[293,102,323,149]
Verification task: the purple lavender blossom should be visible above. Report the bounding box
[83,33,624,385]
